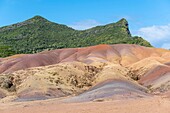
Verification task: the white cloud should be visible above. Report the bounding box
[137,24,170,43]
[135,24,170,49]
[69,19,102,30]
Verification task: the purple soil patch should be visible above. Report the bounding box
[164,62,170,66]
[15,88,68,102]
[139,65,170,85]
[64,79,150,102]
[0,91,6,99]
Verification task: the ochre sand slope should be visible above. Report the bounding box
[0,44,170,102]
[0,44,170,112]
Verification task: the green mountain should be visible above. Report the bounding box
[0,16,152,57]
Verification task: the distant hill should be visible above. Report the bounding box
[0,15,152,57]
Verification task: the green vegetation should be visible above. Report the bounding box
[0,16,152,57]
[0,45,15,57]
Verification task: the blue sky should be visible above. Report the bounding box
[0,0,170,49]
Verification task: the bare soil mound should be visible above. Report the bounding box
[0,44,170,102]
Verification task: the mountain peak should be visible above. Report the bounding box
[119,18,128,22]
[31,15,46,19]
[27,15,49,23]
[116,18,128,27]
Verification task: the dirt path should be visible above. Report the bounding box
[0,96,170,113]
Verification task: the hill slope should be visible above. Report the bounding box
[0,44,170,102]
[0,16,151,57]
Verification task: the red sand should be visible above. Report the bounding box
[0,44,169,74]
